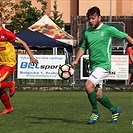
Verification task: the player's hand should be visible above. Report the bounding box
[71,61,78,68]
[30,57,38,66]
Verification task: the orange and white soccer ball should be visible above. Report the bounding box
[58,64,74,80]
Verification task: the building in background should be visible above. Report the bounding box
[13,0,133,23]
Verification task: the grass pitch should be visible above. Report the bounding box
[0,91,133,133]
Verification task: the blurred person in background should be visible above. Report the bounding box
[126,43,133,85]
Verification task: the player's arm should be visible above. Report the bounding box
[109,27,132,44]
[126,35,133,45]
[71,49,85,68]
[14,37,38,64]
[72,32,88,67]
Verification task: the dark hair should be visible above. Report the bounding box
[86,6,101,18]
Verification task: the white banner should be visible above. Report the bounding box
[106,55,128,80]
[80,55,128,80]
[17,55,65,79]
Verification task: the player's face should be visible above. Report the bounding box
[88,13,101,29]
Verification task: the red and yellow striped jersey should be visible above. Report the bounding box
[0,27,16,67]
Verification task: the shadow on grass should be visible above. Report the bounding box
[26,116,109,125]
[27,116,85,125]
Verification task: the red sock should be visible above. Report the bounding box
[0,81,12,89]
[0,92,12,109]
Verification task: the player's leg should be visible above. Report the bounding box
[97,89,117,112]
[128,73,131,85]
[85,67,108,124]
[0,81,16,97]
[127,64,132,85]
[85,80,98,113]
[130,64,133,85]
[0,65,16,114]
[97,89,120,123]
[0,90,14,114]
[0,65,16,97]
[85,80,100,124]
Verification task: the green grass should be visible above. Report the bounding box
[0,91,133,133]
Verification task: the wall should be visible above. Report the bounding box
[10,0,133,23]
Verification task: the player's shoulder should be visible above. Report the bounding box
[2,27,12,33]
[85,27,92,34]
[102,23,116,30]
[102,23,112,29]
[102,24,118,33]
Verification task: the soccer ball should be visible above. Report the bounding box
[58,64,74,80]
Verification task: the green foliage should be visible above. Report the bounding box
[0,0,64,32]
[0,0,14,22]
[50,0,64,28]
[37,0,48,16]
[10,0,47,32]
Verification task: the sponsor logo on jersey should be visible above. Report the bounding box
[101,31,104,37]
[0,35,5,39]
[0,46,6,51]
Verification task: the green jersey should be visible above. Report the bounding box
[80,23,128,71]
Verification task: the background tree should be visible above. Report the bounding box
[0,0,14,22]
[10,0,47,32]
[50,0,64,28]
[1,0,64,32]
[37,0,47,16]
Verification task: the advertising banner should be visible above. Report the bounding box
[17,55,65,79]
[80,55,128,80]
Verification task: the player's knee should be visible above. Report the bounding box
[85,80,95,93]
[0,90,5,96]
[96,90,103,99]
[96,94,102,99]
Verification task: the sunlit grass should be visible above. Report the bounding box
[0,91,132,133]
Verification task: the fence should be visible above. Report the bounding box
[71,16,133,40]
[10,16,133,88]
[70,16,133,87]
[11,50,130,88]
[11,49,76,88]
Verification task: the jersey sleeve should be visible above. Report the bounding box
[109,26,128,38]
[4,28,16,42]
[80,32,89,51]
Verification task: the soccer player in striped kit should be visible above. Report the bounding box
[0,13,38,114]
[72,6,133,124]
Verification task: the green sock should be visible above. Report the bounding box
[98,94,117,113]
[88,90,98,113]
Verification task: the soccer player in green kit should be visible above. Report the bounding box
[71,6,133,124]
